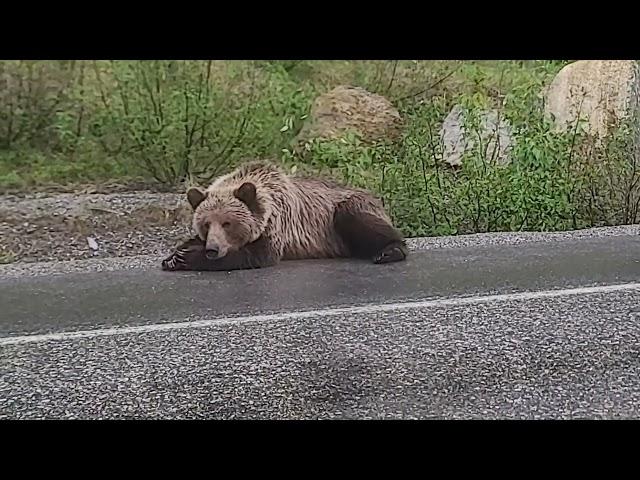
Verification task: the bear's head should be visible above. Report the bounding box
[186,182,266,260]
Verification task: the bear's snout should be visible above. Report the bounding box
[205,247,219,260]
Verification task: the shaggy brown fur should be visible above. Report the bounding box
[161,161,407,272]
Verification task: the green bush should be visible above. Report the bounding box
[71,61,315,185]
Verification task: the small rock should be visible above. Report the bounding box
[87,237,99,251]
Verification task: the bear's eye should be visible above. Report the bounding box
[222,221,231,229]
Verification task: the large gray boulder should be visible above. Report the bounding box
[440,105,513,168]
[543,60,640,139]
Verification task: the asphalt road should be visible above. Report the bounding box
[1,231,640,419]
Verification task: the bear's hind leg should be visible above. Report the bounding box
[373,241,408,264]
[333,201,407,264]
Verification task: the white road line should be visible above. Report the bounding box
[2,282,640,347]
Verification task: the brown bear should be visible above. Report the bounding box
[161,160,407,271]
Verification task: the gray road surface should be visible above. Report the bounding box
[1,229,640,419]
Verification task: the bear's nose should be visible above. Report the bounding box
[205,248,219,260]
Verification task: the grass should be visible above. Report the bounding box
[0,149,144,190]
[0,248,17,264]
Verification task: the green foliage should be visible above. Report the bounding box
[282,62,639,236]
[2,59,639,237]
[0,250,16,264]
[0,60,315,187]
[77,60,315,185]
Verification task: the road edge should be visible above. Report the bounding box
[1,224,638,279]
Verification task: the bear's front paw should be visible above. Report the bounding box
[161,251,186,271]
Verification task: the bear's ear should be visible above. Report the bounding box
[234,182,257,208]
[186,187,206,210]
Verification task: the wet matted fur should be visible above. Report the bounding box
[162,161,407,272]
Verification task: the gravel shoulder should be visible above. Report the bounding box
[1,189,639,277]
[0,190,192,264]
